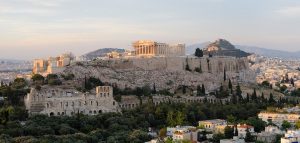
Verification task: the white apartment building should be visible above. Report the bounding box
[281,130,300,143]
[258,112,300,126]
[198,119,227,132]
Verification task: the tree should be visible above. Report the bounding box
[268,93,276,104]
[295,120,300,129]
[224,68,227,81]
[152,83,157,94]
[280,85,287,92]
[228,79,232,89]
[226,115,236,125]
[159,128,167,138]
[12,78,27,89]
[236,84,243,101]
[201,84,205,94]
[31,74,44,82]
[261,81,270,87]
[246,117,266,132]
[224,126,234,139]
[195,48,204,58]
[244,128,255,142]
[281,120,291,130]
[251,88,257,102]
[197,85,202,96]
[211,133,225,143]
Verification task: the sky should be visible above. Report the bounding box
[0,0,300,60]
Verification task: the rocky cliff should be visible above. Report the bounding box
[63,57,255,92]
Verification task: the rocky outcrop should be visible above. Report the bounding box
[203,39,251,57]
[64,57,255,92]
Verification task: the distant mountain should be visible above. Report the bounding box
[196,39,250,57]
[187,42,300,59]
[235,45,300,59]
[82,48,125,60]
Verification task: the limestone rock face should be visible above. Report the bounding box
[64,57,255,92]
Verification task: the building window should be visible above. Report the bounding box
[62,112,64,115]
[99,110,102,113]
[113,101,115,106]
[91,101,93,105]
[50,112,54,116]
[96,101,99,106]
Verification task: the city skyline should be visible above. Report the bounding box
[1,0,300,60]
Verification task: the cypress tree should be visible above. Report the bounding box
[224,68,227,81]
[197,85,201,96]
[228,79,232,89]
[201,84,205,94]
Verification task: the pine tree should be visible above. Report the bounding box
[195,48,204,57]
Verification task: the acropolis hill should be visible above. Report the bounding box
[63,56,255,92]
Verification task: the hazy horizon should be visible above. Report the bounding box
[1,0,300,60]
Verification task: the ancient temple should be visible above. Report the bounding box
[132,40,185,57]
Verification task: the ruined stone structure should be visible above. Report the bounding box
[24,86,120,116]
[133,40,185,57]
[119,95,231,110]
[33,53,74,75]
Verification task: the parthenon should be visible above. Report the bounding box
[133,40,185,57]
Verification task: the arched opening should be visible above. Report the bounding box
[57,112,60,115]
[99,110,102,113]
[94,110,96,114]
[50,112,54,116]
[113,101,115,106]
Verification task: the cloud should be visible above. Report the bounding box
[277,6,300,17]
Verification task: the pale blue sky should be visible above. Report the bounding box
[0,0,300,59]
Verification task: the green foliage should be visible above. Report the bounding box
[295,120,300,129]
[211,133,225,143]
[246,117,266,132]
[261,81,270,87]
[61,74,75,80]
[12,78,27,89]
[224,126,234,139]
[31,74,44,83]
[46,74,62,86]
[195,48,204,57]
[280,85,287,92]
[281,120,291,130]
[244,128,255,142]
[159,128,167,138]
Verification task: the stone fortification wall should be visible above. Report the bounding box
[92,56,249,73]
[64,56,253,92]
